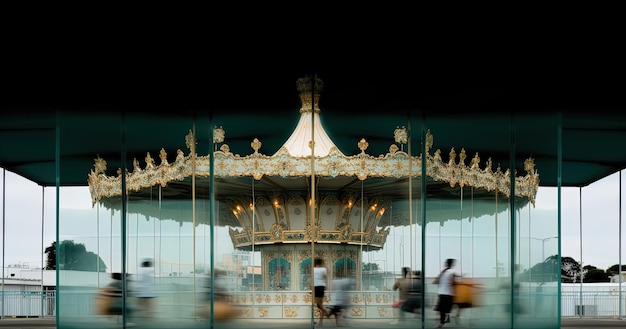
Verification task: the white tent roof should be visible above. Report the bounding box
[276,109,344,158]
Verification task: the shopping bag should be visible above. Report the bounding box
[207,301,237,321]
[94,289,113,315]
[453,283,473,308]
[94,288,131,315]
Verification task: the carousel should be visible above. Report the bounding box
[87,75,539,318]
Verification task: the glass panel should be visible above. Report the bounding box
[517,112,560,328]
[58,111,205,328]
[424,112,520,328]
[57,111,126,328]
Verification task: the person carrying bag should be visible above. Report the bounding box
[401,270,422,314]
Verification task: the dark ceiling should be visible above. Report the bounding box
[2,20,625,189]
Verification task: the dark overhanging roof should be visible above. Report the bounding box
[1,86,624,190]
[1,33,625,189]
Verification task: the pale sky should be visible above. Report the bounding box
[1,168,625,274]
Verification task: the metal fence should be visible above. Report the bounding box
[0,290,55,318]
[562,291,626,317]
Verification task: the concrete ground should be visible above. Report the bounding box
[0,317,625,328]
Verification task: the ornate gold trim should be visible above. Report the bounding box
[88,130,539,206]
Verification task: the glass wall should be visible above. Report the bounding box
[52,107,558,328]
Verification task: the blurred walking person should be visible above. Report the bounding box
[433,258,457,328]
[390,267,411,324]
[203,268,238,321]
[400,270,422,315]
[313,257,329,326]
[327,267,355,326]
[135,258,157,320]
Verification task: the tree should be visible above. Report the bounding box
[521,255,586,282]
[606,264,626,274]
[46,240,107,272]
[583,265,610,283]
[44,241,56,270]
[558,256,584,282]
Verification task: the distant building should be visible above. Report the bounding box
[609,272,626,283]
[1,265,56,317]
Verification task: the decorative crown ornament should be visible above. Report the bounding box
[296,74,324,114]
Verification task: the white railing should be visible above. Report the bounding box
[0,290,55,318]
[562,291,626,318]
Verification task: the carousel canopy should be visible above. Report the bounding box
[87,75,539,205]
[87,76,535,235]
